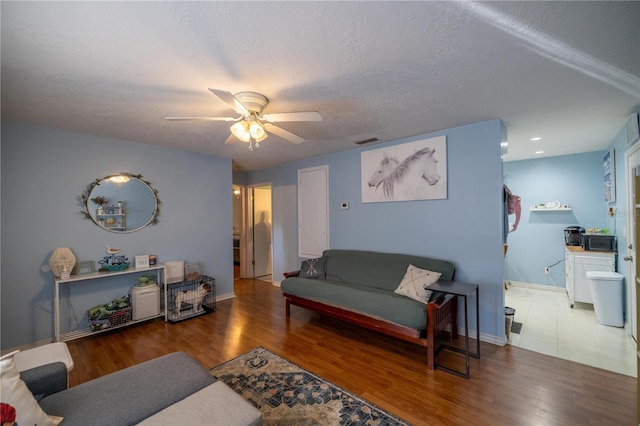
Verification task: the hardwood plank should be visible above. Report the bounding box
[65,278,637,425]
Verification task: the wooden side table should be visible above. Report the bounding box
[429,280,480,379]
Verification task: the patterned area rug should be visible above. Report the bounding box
[210,347,410,426]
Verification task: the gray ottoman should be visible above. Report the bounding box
[137,381,262,426]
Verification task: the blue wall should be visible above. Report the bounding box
[503,110,637,328]
[1,123,233,350]
[247,119,506,341]
[503,151,609,287]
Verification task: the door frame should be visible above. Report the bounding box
[243,183,274,281]
[624,144,639,340]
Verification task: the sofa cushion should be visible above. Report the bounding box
[281,277,430,329]
[0,350,53,426]
[322,249,454,291]
[299,257,325,279]
[394,264,442,303]
[39,352,215,426]
[137,381,262,426]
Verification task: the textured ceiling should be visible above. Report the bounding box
[2,1,639,171]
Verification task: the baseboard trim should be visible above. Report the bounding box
[507,280,565,293]
[217,292,236,301]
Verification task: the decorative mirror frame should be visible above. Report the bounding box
[80,172,161,233]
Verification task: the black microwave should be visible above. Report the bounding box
[583,234,616,252]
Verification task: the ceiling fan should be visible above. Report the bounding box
[165,89,323,150]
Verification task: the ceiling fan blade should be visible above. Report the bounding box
[165,116,237,121]
[208,88,250,116]
[261,111,323,123]
[264,123,305,144]
[224,134,239,144]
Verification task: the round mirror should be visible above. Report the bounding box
[81,173,160,233]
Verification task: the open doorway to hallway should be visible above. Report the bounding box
[233,184,273,282]
[232,185,242,280]
[249,185,273,282]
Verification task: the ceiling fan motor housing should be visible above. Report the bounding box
[234,91,269,115]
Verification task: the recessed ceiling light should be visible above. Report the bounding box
[531,137,542,141]
[535,150,544,154]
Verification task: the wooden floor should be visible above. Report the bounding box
[66,278,637,425]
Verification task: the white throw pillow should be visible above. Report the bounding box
[0,350,53,426]
[394,264,442,304]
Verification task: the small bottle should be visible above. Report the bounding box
[61,266,70,280]
[117,201,123,214]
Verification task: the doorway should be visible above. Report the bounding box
[232,185,243,280]
[246,184,273,282]
[625,147,640,341]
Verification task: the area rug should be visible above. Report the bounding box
[210,347,410,426]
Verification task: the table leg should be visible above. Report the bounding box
[475,287,480,358]
[464,295,470,378]
[54,281,60,342]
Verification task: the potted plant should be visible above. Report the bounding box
[91,196,108,215]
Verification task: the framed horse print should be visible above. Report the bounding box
[361,135,447,203]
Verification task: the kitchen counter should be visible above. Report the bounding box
[565,245,616,254]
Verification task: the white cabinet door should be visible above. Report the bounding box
[573,254,615,304]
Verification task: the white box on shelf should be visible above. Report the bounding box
[135,255,150,268]
[165,260,185,284]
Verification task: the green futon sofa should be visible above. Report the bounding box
[281,249,457,369]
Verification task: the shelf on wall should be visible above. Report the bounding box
[530,207,572,211]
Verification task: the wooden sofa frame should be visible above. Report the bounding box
[282,271,458,369]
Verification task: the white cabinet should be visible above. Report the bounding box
[565,249,615,307]
[54,264,166,341]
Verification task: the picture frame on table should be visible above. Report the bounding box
[77,260,95,275]
[135,254,150,268]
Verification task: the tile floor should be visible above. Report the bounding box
[505,282,637,377]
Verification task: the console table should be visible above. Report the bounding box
[430,279,480,379]
[54,264,166,342]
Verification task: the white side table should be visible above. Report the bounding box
[14,342,74,373]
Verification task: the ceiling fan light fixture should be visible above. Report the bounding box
[169,88,323,149]
[249,120,266,140]
[230,121,251,143]
[255,131,268,143]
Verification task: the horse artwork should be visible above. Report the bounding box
[361,136,447,202]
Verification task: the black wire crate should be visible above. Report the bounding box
[166,275,215,323]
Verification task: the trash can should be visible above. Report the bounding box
[505,306,516,338]
[586,271,624,327]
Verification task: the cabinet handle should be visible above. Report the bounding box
[623,255,633,262]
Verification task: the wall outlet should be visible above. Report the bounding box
[544,267,551,275]
[608,207,615,216]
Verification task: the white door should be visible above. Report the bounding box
[625,147,640,340]
[298,166,329,258]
